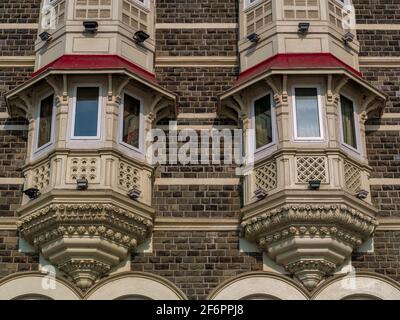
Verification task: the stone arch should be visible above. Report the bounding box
[85,272,187,300]
[0,272,81,300]
[313,272,400,300]
[208,272,309,300]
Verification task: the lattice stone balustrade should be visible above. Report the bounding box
[23,152,152,206]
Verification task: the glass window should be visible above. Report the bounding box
[340,95,357,149]
[254,94,273,149]
[37,94,54,149]
[122,94,141,149]
[294,88,322,139]
[73,87,100,138]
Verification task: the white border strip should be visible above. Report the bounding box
[0,178,24,185]
[156,23,238,29]
[154,178,240,185]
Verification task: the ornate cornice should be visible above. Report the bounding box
[241,204,378,243]
[19,203,153,249]
[240,202,379,290]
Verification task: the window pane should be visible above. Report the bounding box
[38,94,54,148]
[341,95,357,149]
[122,94,141,148]
[74,87,99,137]
[255,94,272,149]
[295,88,321,138]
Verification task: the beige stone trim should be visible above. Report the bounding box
[0,218,18,231]
[365,125,400,132]
[0,177,24,185]
[0,23,38,29]
[370,178,400,186]
[154,178,240,186]
[0,125,28,131]
[377,218,400,231]
[356,24,400,30]
[0,272,81,300]
[155,56,238,67]
[0,112,9,119]
[157,124,237,130]
[208,272,309,300]
[154,218,239,231]
[156,23,238,29]
[0,56,35,68]
[177,113,217,119]
[382,113,400,119]
[359,57,400,68]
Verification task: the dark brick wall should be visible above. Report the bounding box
[156,0,238,23]
[156,29,238,57]
[357,30,400,57]
[131,230,263,300]
[352,230,400,283]
[0,230,39,278]
[0,30,37,56]
[0,68,33,112]
[353,0,400,24]
[0,0,41,24]
[155,67,238,113]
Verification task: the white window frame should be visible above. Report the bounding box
[292,85,325,141]
[339,92,361,154]
[133,0,149,9]
[35,92,56,153]
[119,91,145,154]
[251,91,276,153]
[71,84,102,140]
[334,0,352,6]
[244,0,263,10]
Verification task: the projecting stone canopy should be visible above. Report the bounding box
[18,201,153,290]
[241,201,378,291]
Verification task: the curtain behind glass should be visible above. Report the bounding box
[38,94,54,148]
[340,95,357,149]
[295,88,320,138]
[74,87,99,137]
[123,94,141,149]
[255,94,272,149]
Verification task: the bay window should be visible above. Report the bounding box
[254,94,273,150]
[293,87,323,140]
[121,93,142,150]
[340,94,358,150]
[72,86,101,139]
[37,93,54,150]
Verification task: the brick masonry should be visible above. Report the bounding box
[352,230,400,283]
[156,0,238,24]
[131,230,263,300]
[0,0,41,24]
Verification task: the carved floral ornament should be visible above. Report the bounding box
[240,203,379,290]
[18,203,153,249]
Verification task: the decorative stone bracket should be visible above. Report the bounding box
[241,195,378,290]
[18,200,154,290]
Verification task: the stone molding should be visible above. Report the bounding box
[240,192,378,290]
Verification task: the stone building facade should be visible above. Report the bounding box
[0,0,399,300]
